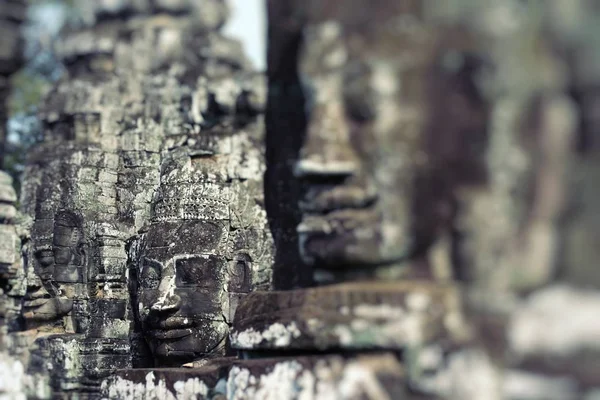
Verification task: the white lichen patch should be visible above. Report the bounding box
[228,362,305,400]
[509,285,600,357]
[102,372,209,400]
[352,304,407,320]
[332,325,354,346]
[0,356,28,400]
[327,303,427,347]
[331,314,425,348]
[503,369,577,400]
[230,322,301,348]
[173,378,209,398]
[411,348,502,400]
[406,292,431,312]
[337,361,391,400]
[227,355,402,400]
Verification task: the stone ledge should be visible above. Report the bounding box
[231,281,472,351]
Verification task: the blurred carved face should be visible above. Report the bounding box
[295,20,441,271]
[22,268,73,324]
[135,221,229,365]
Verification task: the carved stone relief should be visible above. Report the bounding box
[23,211,87,329]
[13,0,269,396]
[4,0,600,399]
[129,70,273,367]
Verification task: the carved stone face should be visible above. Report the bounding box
[289,12,445,274]
[22,270,73,324]
[23,211,85,324]
[135,220,229,365]
[52,212,86,283]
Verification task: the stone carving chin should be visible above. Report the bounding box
[22,211,86,325]
[295,21,439,273]
[134,221,229,365]
[22,286,73,322]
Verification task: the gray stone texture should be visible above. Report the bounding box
[0,0,26,167]
[4,0,600,399]
[0,1,28,387]
[231,1,600,399]
[15,0,272,397]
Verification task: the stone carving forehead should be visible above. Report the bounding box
[291,0,434,63]
[301,20,432,69]
[174,254,226,286]
[145,220,226,255]
[153,181,231,222]
[161,133,254,183]
[31,219,55,245]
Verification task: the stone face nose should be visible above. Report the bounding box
[150,293,182,314]
[294,112,360,182]
[25,285,50,299]
[294,80,360,182]
[294,19,361,183]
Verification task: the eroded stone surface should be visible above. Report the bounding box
[0,170,29,399]
[16,0,271,397]
[227,353,410,400]
[102,368,217,400]
[231,281,470,351]
[8,0,600,399]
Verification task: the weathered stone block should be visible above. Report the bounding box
[102,367,220,400]
[0,225,17,265]
[0,204,17,222]
[227,353,410,400]
[231,281,471,351]
[0,182,17,204]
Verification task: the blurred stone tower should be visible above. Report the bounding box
[0,1,29,398]
[0,0,26,168]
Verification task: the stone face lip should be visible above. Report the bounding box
[230,281,471,351]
